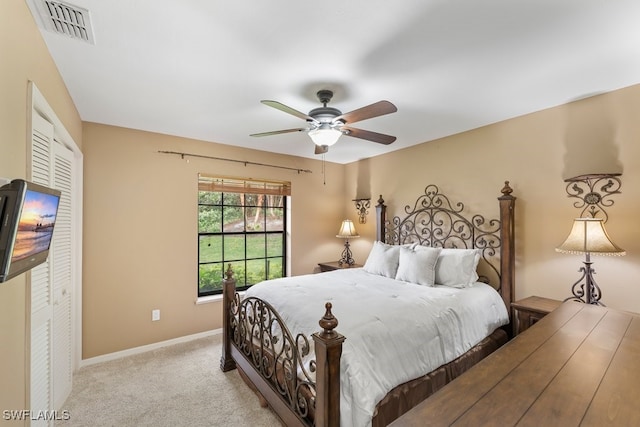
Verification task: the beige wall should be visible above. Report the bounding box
[81,123,346,358]
[345,85,640,313]
[0,0,82,422]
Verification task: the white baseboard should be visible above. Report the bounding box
[79,328,222,368]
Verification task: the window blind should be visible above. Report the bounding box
[198,174,291,196]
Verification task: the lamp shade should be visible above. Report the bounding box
[308,125,342,146]
[336,219,359,238]
[556,218,625,256]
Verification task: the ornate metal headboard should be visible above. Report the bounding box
[375,182,516,315]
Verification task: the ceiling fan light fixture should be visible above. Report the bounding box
[308,125,342,146]
[251,90,397,154]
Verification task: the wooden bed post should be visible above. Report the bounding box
[498,181,516,331]
[312,303,346,427]
[220,264,237,372]
[375,195,386,242]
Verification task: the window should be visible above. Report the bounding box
[198,175,289,297]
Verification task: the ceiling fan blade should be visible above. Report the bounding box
[261,100,317,123]
[314,144,329,155]
[341,126,396,145]
[334,100,397,124]
[250,128,307,137]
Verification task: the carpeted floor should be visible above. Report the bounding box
[58,333,281,426]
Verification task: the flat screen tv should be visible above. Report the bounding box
[0,179,61,283]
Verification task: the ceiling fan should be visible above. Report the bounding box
[250,89,397,154]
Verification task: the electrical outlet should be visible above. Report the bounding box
[152,309,160,321]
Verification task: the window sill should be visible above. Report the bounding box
[195,291,245,305]
[196,294,222,305]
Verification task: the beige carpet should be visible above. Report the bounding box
[59,334,281,426]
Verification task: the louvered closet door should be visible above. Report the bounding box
[30,113,55,425]
[51,140,74,410]
[30,112,75,424]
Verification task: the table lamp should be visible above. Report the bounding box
[555,218,625,305]
[336,219,359,266]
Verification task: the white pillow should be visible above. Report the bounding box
[395,246,442,286]
[363,241,402,278]
[434,248,482,288]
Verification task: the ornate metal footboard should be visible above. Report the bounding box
[220,265,345,427]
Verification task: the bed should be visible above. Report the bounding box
[220,181,516,426]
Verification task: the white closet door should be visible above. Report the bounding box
[29,112,55,426]
[51,140,74,409]
[29,112,75,424]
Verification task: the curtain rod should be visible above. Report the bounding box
[158,150,312,174]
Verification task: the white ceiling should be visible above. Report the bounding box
[28,0,640,164]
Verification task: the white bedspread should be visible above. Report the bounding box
[244,268,509,427]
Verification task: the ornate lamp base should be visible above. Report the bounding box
[338,240,355,266]
[564,254,605,306]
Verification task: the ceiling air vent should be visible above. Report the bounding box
[32,0,95,44]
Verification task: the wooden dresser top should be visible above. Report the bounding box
[390,301,640,427]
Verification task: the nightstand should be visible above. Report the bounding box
[511,296,563,336]
[318,261,363,272]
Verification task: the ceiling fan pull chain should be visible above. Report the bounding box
[322,154,326,185]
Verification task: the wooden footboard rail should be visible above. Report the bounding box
[220,265,345,427]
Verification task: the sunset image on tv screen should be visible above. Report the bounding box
[11,190,60,262]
